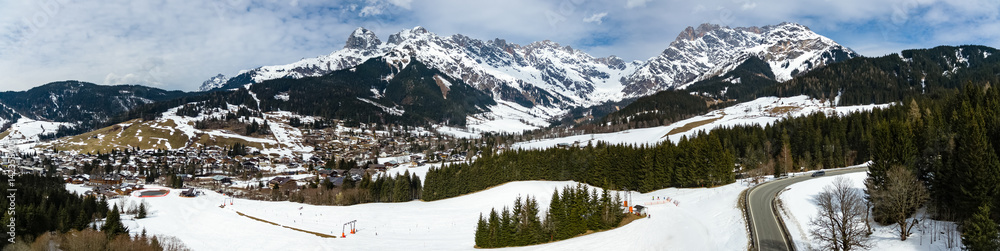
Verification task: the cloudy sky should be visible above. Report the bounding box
[1,0,997,91]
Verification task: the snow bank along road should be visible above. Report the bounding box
[746,167,868,251]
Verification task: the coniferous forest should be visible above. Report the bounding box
[422,132,736,201]
[432,82,1000,247]
[0,175,187,250]
[475,185,626,248]
[285,170,423,205]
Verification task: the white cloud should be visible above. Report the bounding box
[360,6,384,17]
[626,0,649,9]
[583,12,608,25]
[0,0,998,92]
[387,0,413,9]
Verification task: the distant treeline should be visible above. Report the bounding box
[422,132,736,201]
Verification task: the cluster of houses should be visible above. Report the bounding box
[0,121,483,199]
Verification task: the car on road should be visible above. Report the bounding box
[811,170,826,177]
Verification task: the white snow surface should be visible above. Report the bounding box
[86,178,749,251]
[0,117,73,153]
[779,172,963,250]
[515,95,890,149]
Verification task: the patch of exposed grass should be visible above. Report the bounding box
[234,211,337,238]
[0,130,10,140]
[42,118,279,153]
[617,213,644,227]
[666,116,724,136]
[45,119,189,153]
[768,106,800,115]
[195,134,273,150]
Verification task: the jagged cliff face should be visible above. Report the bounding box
[622,22,858,96]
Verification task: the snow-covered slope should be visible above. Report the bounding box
[35,100,316,156]
[513,95,889,149]
[623,22,858,95]
[242,27,387,84]
[94,178,749,251]
[0,117,72,152]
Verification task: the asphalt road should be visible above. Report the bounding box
[745,167,868,251]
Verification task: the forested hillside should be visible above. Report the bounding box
[422,132,736,201]
[0,81,191,129]
[770,45,1000,105]
[250,57,495,126]
[598,46,1000,132]
[599,90,717,130]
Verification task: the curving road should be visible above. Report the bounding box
[745,167,868,251]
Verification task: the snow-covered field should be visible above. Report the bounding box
[779,172,963,250]
[0,117,72,153]
[74,177,750,251]
[514,95,890,149]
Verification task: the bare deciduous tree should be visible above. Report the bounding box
[869,165,928,240]
[810,177,871,251]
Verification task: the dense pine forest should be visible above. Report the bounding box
[599,90,721,130]
[284,170,423,205]
[1,174,107,246]
[249,57,496,126]
[0,174,187,250]
[475,185,626,248]
[0,81,192,130]
[422,132,736,201]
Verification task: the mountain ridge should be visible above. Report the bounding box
[199,22,856,130]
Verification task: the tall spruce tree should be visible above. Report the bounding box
[952,101,1000,220]
[961,204,1000,251]
[101,207,128,239]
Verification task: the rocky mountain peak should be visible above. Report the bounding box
[625,22,858,96]
[676,23,724,41]
[388,26,434,45]
[199,74,228,92]
[345,27,382,50]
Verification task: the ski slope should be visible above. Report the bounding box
[79,178,749,251]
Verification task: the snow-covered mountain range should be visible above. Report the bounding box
[205,23,854,108]
[622,22,858,96]
[207,27,644,110]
